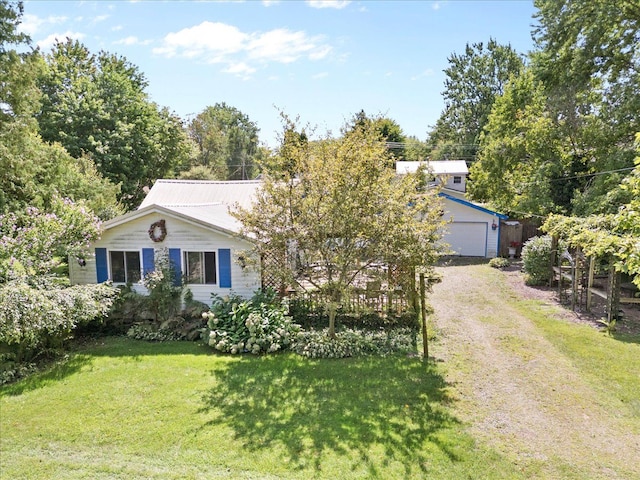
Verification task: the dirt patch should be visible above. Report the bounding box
[429,260,640,479]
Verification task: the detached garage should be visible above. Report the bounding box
[396,160,508,258]
[440,192,507,258]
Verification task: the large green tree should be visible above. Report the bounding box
[0,3,119,217]
[348,110,408,160]
[470,3,639,217]
[235,118,445,338]
[428,39,525,162]
[530,0,639,215]
[186,103,260,180]
[37,39,191,209]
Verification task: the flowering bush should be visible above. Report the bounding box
[0,281,117,363]
[292,327,416,359]
[0,197,101,282]
[204,290,300,355]
[521,235,554,285]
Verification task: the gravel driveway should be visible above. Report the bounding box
[429,261,640,479]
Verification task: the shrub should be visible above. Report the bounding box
[292,327,416,359]
[141,248,183,322]
[204,290,300,355]
[521,235,554,285]
[489,257,511,269]
[0,281,117,363]
[126,323,181,342]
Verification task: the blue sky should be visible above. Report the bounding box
[20,0,537,147]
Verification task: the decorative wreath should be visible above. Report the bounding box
[148,219,167,243]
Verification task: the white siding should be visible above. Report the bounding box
[441,198,500,258]
[69,255,97,286]
[71,211,261,303]
[440,175,466,192]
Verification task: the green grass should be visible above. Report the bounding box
[514,299,640,424]
[1,337,519,480]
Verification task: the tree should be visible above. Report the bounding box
[531,0,639,215]
[468,69,568,216]
[37,39,191,209]
[348,110,407,160]
[0,4,120,218]
[542,148,640,291]
[234,117,445,338]
[428,39,525,161]
[186,103,260,180]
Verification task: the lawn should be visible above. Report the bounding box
[1,337,517,480]
[2,263,639,479]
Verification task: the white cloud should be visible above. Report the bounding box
[36,31,85,51]
[91,14,110,24]
[312,72,328,79]
[111,25,123,31]
[247,29,326,64]
[19,14,67,36]
[154,21,332,78]
[153,21,247,59]
[306,0,350,9]
[223,62,257,80]
[262,0,280,5]
[113,35,140,46]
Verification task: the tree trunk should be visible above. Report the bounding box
[420,273,429,361]
[328,301,338,339]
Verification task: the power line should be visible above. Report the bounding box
[516,166,636,187]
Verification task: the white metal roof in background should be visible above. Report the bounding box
[139,179,261,210]
[395,160,469,176]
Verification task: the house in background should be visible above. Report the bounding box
[70,180,262,303]
[396,160,507,258]
[72,161,506,297]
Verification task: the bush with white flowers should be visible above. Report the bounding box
[204,291,300,355]
[292,327,415,359]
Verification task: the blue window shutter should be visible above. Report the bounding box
[95,248,108,283]
[218,248,232,288]
[142,248,155,277]
[168,248,182,286]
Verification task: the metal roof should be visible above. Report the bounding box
[139,179,261,210]
[395,160,469,175]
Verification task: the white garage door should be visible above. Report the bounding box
[445,222,487,257]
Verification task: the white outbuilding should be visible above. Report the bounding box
[396,160,507,258]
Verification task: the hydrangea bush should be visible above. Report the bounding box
[521,235,554,285]
[204,290,300,355]
[292,327,415,359]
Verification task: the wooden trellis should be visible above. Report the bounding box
[550,237,640,321]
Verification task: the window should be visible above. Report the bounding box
[183,251,216,284]
[453,176,462,184]
[110,251,141,283]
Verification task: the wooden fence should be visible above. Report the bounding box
[292,288,411,315]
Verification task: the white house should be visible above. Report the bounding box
[70,180,263,303]
[396,160,507,258]
[396,160,469,193]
